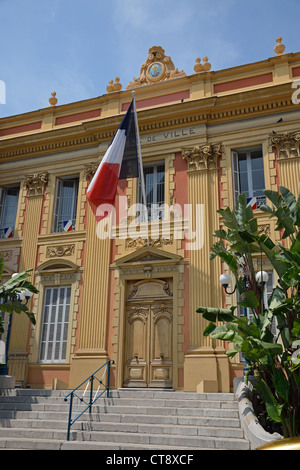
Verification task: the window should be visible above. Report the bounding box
[232,147,266,208]
[139,163,165,221]
[53,176,79,233]
[0,185,19,238]
[39,286,71,363]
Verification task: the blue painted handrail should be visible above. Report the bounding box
[64,359,114,441]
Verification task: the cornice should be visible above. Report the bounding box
[0,82,297,162]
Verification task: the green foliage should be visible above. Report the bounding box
[197,185,300,437]
[0,258,38,335]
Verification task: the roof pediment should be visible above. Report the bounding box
[115,246,182,267]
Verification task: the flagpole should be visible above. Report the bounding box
[132,91,149,245]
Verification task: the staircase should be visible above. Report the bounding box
[0,388,250,450]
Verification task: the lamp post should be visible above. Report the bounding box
[0,273,34,376]
[219,270,269,378]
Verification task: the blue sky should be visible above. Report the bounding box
[0,0,299,118]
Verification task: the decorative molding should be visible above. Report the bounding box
[84,163,98,178]
[24,172,48,196]
[119,264,178,275]
[1,250,13,261]
[182,143,222,171]
[127,305,148,324]
[126,46,186,89]
[270,131,300,160]
[46,244,75,258]
[127,285,138,299]
[163,282,173,297]
[125,236,173,249]
[38,272,79,284]
[0,97,295,161]
[135,254,163,262]
[258,224,271,236]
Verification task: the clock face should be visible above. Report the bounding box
[147,62,164,81]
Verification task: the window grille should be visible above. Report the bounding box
[39,286,71,363]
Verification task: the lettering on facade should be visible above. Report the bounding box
[143,126,198,144]
[98,125,205,153]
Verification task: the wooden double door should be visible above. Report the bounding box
[123,301,173,388]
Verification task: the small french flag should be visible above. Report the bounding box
[247,197,257,210]
[63,220,73,232]
[4,227,13,238]
[87,98,138,221]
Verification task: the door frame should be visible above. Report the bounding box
[123,283,173,388]
[114,246,184,390]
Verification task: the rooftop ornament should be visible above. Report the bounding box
[194,56,211,73]
[48,91,58,106]
[274,36,286,55]
[106,77,122,93]
[126,45,186,89]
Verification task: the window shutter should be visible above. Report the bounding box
[231,151,240,206]
[71,178,79,228]
[0,188,5,226]
[53,178,62,232]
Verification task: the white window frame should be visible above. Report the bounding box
[232,146,266,208]
[52,175,79,233]
[0,185,20,239]
[39,286,71,364]
[138,162,165,221]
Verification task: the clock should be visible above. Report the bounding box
[147,62,165,82]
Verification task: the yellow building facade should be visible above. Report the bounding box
[0,40,300,392]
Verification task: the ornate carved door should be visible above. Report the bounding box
[123,280,173,388]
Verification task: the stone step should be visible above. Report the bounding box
[0,436,211,451]
[0,426,249,450]
[1,388,236,401]
[0,417,245,438]
[0,388,250,450]
[0,394,239,410]
[0,409,241,428]
[0,402,239,418]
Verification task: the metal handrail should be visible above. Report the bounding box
[64,359,114,441]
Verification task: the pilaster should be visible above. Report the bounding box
[182,143,230,392]
[68,178,111,388]
[9,173,48,353]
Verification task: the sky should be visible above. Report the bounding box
[0,0,299,119]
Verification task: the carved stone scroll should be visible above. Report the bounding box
[24,172,48,196]
[182,143,222,170]
[270,131,300,160]
[84,163,98,178]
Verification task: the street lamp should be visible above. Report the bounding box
[219,273,237,294]
[255,270,269,285]
[219,269,269,378]
[255,270,269,311]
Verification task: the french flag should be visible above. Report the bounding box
[63,220,73,232]
[4,227,13,238]
[87,99,139,221]
[247,197,257,210]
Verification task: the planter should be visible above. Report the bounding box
[236,379,283,450]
